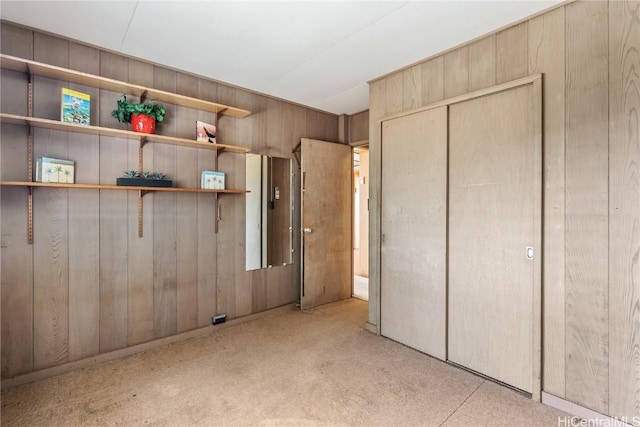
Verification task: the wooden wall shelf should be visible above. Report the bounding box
[0,54,251,118]
[0,181,249,194]
[0,113,251,153]
[1,54,253,242]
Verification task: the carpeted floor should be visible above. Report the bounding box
[1,299,566,426]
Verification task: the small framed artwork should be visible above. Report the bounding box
[196,120,216,143]
[201,170,225,190]
[36,157,76,183]
[61,88,90,125]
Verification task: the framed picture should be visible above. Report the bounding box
[201,170,225,190]
[61,88,90,125]
[36,157,76,183]
[196,120,216,143]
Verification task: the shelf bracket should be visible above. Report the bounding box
[138,190,151,238]
[138,139,145,172]
[215,193,220,234]
[27,186,33,244]
[139,89,149,104]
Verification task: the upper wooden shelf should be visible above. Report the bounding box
[0,54,251,119]
[0,113,251,153]
[0,181,249,194]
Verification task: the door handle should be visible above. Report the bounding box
[303,227,313,233]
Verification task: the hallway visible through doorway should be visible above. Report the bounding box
[353,146,369,301]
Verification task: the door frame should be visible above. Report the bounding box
[375,74,542,400]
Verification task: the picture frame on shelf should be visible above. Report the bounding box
[196,120,216,143]
[201,170,225,190]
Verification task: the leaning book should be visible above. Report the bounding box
[61,88,90,125]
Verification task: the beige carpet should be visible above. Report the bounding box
[1,299,566,426]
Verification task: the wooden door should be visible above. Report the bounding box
[380,107,447,359]
[448,84,541,393]
[300,138,352,309]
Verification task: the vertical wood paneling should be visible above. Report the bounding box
[444,47,469,98]
[152,67,178,338]
[368,79,386,327]
[126,60,155,346]
[403,65,422,110]
[528,6,566,398]
[32,129,69,370]
[175,73,199,333]
[609,0,640,419]
[421,56,444,104]
[497,22,528,84]
[469,35,496,91]
[32,35,69,370]
[1,124,33,377]
[99,52,129,353]
[196,81,218,328]
[67,42,100,361]
[235,89,254,317]
[385,73,403,116]
[565,0,610,413]
[0,24,33,58]
[68,133,99,360]
[217,85,239,320]
[0,22,338,382]
[349,110,369,143]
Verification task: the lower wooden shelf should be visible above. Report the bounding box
[0,181,248,194]
[1,181,247,242]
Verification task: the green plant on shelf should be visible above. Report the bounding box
[111,94,166,123]
[122,170,167,180]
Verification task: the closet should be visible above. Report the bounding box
[380,76,542,397]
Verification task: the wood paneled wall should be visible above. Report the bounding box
[368,0,639,419]
[0,23,337,379]
[349,110,369,144]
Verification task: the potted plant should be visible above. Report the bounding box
[111,94,166,134]
[117,170,172,187]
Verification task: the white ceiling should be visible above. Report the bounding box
[0,1,562,115]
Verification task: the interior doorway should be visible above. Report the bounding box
[353,146,369,301]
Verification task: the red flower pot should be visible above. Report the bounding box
[131,113,156,134]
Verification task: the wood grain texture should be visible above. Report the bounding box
[565,0,609,413]
[609,0,640,419]
[301,138,351,310]
[349,110,369,144]
[216,85,239,319]
[1,124,33,377]
[99,52,129,353]
[444,47,469,98]
[403,65,422,110]
[32,37,69,370]
[368,79,385,327]
[448,85,537,393]
[197,78,218,327]
[0,24,33,59]
[32,128,69,370]
[469,35,496,91]
[528,6,566,398]
[235,89,254,317]
[496,22,528,84]
[175,73,199,333]
[126,61,154,346]
[67,132,100,360]
[381,107,447,360]
[152,67,178,339]
[384,73,404,116]
[421,56,444,104]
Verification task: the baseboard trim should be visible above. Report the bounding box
[1,303,297,390]
[542,392,632,426]
[364,322,378,334]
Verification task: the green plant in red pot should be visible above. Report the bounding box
[111,94,166,134]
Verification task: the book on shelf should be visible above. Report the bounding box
[196,120,216,143]
[61,88,90,125]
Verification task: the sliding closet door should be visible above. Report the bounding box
[380,106,447,359]
[448,85,540,392]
